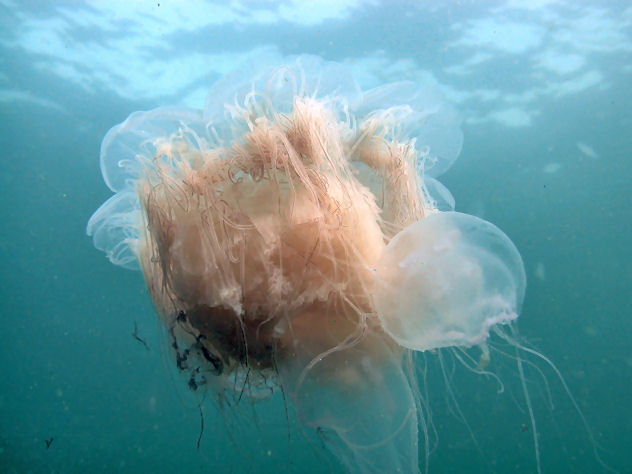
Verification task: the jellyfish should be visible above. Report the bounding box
[87,55,525,473]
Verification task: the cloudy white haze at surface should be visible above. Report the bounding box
[1,0,630,130]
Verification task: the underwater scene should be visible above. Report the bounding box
[1,1,630,473]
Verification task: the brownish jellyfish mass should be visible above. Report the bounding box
[136,95,426,390]
[88,55,531,474]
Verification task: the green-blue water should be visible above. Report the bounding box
[1,1,630,472]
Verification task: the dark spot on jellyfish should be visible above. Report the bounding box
[198,343,223,375]
[45,437,53,449]
[188,368,206,391]
[176,310,187,323]
[169,329,179,351]
[185,304,277,371]
[176,349,189,370]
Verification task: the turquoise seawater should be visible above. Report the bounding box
[1,1,630,473]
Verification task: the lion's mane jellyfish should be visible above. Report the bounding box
[87,55,525,473]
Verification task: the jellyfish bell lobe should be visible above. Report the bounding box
[373,211,526,352]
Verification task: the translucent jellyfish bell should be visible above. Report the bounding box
[374,212,526,351]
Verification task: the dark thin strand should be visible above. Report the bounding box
[273,345,292,470]
[237,367,251,403]
[132,321,150,350]
[197,403,205,451]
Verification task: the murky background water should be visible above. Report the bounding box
[1,1,630,472]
